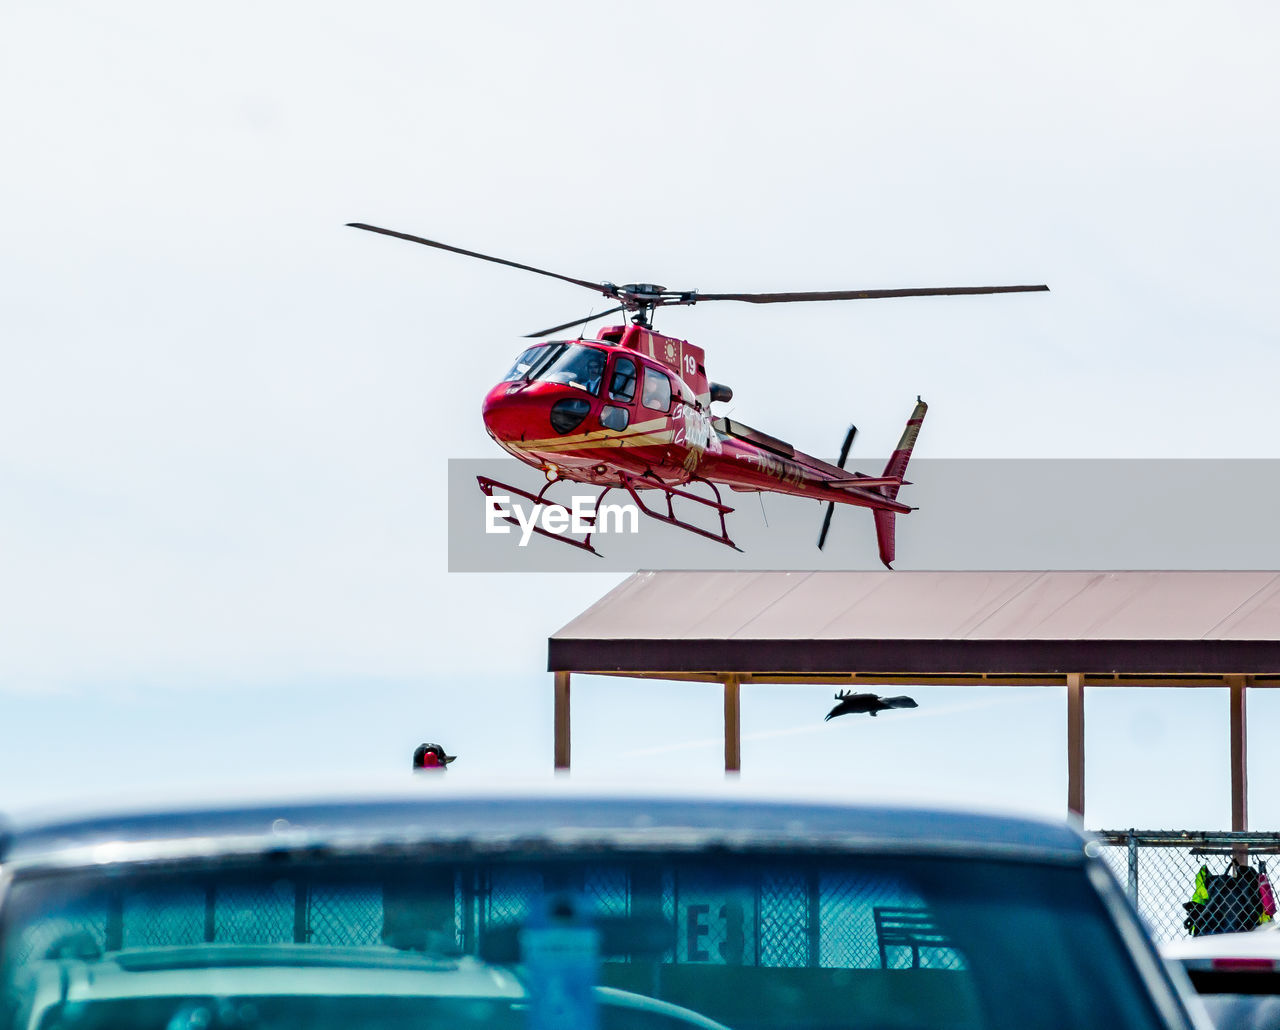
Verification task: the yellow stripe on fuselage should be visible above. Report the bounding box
[530,430,675,454]
[516,416,670,452]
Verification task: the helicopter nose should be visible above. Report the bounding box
[481,384,531,444]
[483,381,592,444]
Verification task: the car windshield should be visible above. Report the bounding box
[0,850,1167,1030]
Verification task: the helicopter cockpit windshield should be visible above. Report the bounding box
[502,343,606,395]
[502,345,552,382]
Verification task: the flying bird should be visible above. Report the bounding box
[824,691,919,721]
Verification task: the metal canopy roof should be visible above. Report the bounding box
[549,571,1280,683]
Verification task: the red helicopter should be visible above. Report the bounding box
[349,223,1047,566]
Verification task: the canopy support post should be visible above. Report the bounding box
[554,671,571,771]
[1228,675,1249,832]
[1067,673,1085,820]
[724,676,741,775]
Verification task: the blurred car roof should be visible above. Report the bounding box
[0,784,1088,870]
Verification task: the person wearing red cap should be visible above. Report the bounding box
[412,743,456,771]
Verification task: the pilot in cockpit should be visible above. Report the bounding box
[582,351,606,395]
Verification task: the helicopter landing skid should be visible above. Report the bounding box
[618,473,741,552]
[476,475,604,555]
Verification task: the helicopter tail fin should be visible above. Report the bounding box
[880,397,927,501]
[873,398,927,568]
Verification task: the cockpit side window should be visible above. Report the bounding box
[608,357,638,403]
[640,368,673,412]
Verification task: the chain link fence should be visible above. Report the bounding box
[14,863,965,972]
[1094,831,1280,943]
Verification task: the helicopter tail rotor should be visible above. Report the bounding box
[817,424,858,550]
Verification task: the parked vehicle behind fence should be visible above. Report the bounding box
[1164,925,1280,1030]
[0,789,1209,1030]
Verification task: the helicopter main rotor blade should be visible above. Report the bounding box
[525,306,628,339]
[347,223,617,299]
[697,284,1049,304]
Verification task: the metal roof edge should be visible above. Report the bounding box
[549,637,1280,675]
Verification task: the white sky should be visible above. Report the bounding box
[2,1,1279,827]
